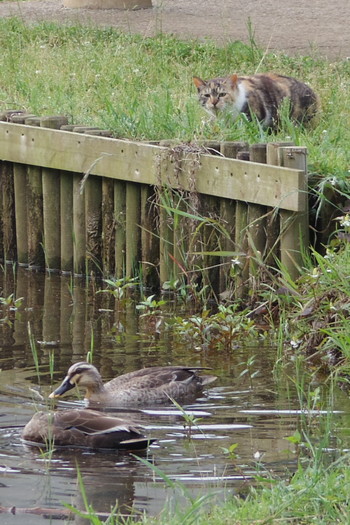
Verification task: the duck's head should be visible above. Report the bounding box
[49,362,103,399]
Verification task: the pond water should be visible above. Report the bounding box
[1,267,350,523]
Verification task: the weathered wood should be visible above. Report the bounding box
[159,190,174,284]
[279,146,309,277]
[42,167,61,270]
[27,165,44,267]
[73,174,86,275]
[0,123,305,211]
[220,141,248,158]
[114,180,126,278]
[125,182,141,277]
[60,172,74,273]
[13,163,28,265]
[140,185,159,287]
[235,200,249,299]
[248,143,267,276]
[41,118,67,271]
[264,142,294,267]
[84,176,102,274]
[1,161,16,262]
[102,178,115,276]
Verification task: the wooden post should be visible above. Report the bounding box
[102,178,115,276]
[27,165,44,267]
[265,142,294,267]
[279,146,309,277]
[140,185,159,287]
[114,180,126,278]
[13,163,28,265]
[248,143,267,276]
[125,182,140,277]
[60,171,74,273]
[1,161,16,262]
[85,175,102,274]
[218,142,249,294]
[40,116,68,271]
[8,106,33,265]
[73,174,86,275]
[159,189,174,284]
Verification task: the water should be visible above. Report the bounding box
[1,267,350,523]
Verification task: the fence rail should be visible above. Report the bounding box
[0,115,309,296]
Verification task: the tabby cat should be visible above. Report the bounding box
[193,73,318,130]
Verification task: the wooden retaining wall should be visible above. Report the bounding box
[0,112,309,296]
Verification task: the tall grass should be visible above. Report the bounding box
[0,18,349,179]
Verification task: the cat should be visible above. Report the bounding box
[193,73,318,130]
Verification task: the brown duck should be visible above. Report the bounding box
[49,362,217,407]
[21,409,155,450]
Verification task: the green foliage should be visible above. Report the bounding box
[0,18,349,178]
[170,303,261,351]
[99,276,139,301]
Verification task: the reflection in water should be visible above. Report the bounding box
[1,267,350,523]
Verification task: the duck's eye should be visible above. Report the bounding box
[218,92,227,97]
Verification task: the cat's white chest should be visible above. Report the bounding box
[230,83,247,119]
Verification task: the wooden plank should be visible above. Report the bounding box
[0,123,304,211]
[13,163,28,265]
[125,182,140,277]
[42,168,61,271]
[114,180,126,278]
[27,165,44,267]
[41,116,68,272]
[102,178,115,276]
[140,185,159,287]
[279,147,309,277]
[1,161,16,262]
[60,171,74,273]
[84,175,102,274]
[73,174,86,275]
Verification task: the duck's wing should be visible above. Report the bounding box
[107,366,216,389]
[55,409,142,435]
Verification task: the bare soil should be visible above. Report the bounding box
[0,0,349,60]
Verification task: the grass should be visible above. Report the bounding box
[0,18,349,181]
[1,16,350,524]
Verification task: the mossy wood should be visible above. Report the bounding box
[0,121,308,292]
[0,123,304,211]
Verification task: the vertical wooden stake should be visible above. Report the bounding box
[40,116,68,271]
[13,163,28,265]
[279,147,309,277]
[125,182,141,277]
[114,180,126,278]
[60,172,74,273]
[85,176,102,274]
[1,161,16,262]
[140,185,159,287]
[102,178,115,276]
[248,143,267,276]
[265,142,294,267]
[73,174,86,275]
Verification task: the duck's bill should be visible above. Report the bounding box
[49,377,75,398]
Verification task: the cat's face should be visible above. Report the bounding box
[193,74,239,115]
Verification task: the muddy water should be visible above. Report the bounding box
[1,268,350,523]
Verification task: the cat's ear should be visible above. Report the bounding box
[229,74,239,86]
[193,76,205,89]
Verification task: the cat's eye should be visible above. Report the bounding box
[204,94,210,98]
[219,92,227,97]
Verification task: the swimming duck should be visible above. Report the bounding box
[21,409,155,450]
[49,362,217,407]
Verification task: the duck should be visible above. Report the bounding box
[21,409,155,450]
[49,362,217,407]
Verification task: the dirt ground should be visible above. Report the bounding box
[0,0,349,60]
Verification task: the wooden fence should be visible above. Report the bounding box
[0,112,309,297]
